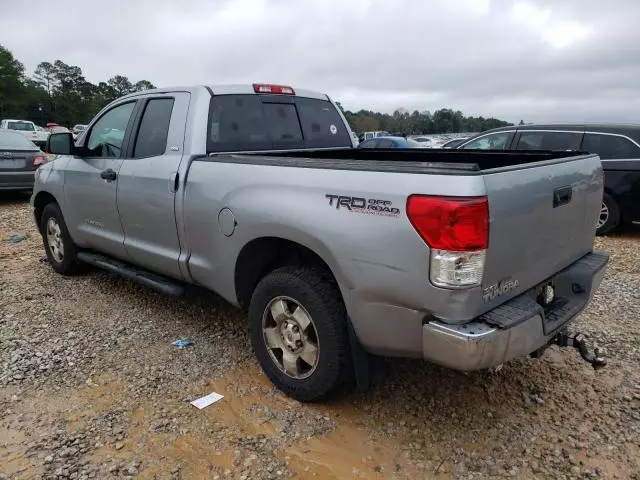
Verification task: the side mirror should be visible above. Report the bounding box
[46,132,74,155]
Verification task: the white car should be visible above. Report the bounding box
[72,124,88,140]
[0,119,50,148]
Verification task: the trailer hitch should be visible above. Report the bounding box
[554,331,607,369]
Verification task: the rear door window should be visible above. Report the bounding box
[516,131,581,150]
[207,94,351,152]
[7,121,35,132]
[133,98,175,158]
[581,133,640,159]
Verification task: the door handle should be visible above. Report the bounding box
[169,172,179,193]
[553,186,572,208]
[100,169,117,182]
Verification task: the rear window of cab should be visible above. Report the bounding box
[207,95,351,153]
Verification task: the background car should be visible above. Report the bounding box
[0,119,50,148]
[0,130,46,191]
[442,137,469,148]
[49,126,71,134]
[72,124,88,140]
[358,130,391,142]
[410,136,435,147]
[458,124,640,234]
[358,136,429,149]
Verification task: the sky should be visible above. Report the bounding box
[2,0,640,123]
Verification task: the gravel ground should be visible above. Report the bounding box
[1,193,639,480]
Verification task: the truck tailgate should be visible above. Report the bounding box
[480,154,603,308]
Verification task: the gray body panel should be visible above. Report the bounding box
[31,85,606,363]
[63,156,127,259]
[478,156,603,315]
[117,92,191,279]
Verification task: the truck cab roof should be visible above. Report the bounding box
[116,84,330,101]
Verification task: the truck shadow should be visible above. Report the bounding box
[0,191,31,205]
[604,222,640,238]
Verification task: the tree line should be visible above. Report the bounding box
[0,44,155,127]
[339,105,512,135]
[1,44,512,133]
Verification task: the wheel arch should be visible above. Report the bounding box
[234,236,345,309]
[33,191,59,234]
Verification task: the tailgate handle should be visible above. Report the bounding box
[553,186,573,208]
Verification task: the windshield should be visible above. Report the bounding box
[0,130,38,149]
[7,121,35,132]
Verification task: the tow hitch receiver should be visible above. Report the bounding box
[554,330,607,369]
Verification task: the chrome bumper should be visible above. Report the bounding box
[422,251,608,371]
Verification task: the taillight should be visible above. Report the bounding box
[407,195,489,288]
[33,155,46,168]
[253,83,295,95]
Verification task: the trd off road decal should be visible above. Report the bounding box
[325,194,400,217]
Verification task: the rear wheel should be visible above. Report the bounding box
[248,266,350,402]
[596,193,620,236]
[40,203,81,275]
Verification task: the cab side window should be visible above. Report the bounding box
[86,102,136,157]
[133,98,175,158]
[582,133,640,160]
[517,131,581,150]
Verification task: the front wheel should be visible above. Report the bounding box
[40,203,81,275]
[596,193,620,236]
[248,266,350,402]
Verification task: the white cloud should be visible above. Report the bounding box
[1,0,639,123]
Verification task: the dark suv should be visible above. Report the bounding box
[459,124,640,235]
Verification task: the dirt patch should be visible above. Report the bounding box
[2,197,640,479]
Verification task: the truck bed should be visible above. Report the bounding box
[213,148,590,174]
[196,147,602,327]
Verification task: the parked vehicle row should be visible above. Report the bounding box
[34,83,607,401]
[0,130,47,191]
[0,119,50,148]
[358,136,430,149]
[355,133,472,150]
[458,124,640,235]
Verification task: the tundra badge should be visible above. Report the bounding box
[483,278,520,302]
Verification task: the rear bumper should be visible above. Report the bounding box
[0,171,35,191]
[422,251,608,371]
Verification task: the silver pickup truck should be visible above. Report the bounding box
[33,84,608,401]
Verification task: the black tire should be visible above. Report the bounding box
[40,202,81,275]
[596,193,620,236]
[248,266,351,402]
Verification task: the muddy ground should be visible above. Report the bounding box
[1,193,639,479]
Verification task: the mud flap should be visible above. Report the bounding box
[348,319,387,391]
